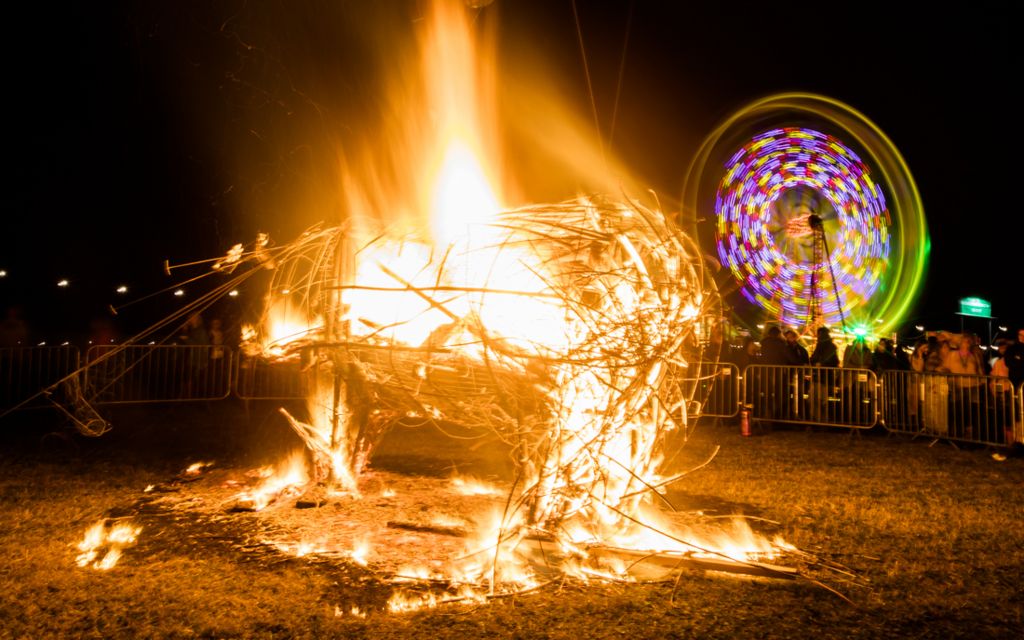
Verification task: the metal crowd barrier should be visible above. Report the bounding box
[5,344,1023,451]
[1018,383,1024,446]
[233,355,308,400]
[0,346,81,411]
[880,370,1022,448]
[690,362,741,418]
[83,345,232,404]
[742,364,878,429]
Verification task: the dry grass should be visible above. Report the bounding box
[1,404,1022,639]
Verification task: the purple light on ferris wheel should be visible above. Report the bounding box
[714,127,891,327]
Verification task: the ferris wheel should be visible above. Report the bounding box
[683,94,928,337]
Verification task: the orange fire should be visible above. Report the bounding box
[233,450,309,511]
[449,474,502,497]
[234,0,791,610]
[75,519,141,570]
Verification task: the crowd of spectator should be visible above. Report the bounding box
[724,324,1023,387]
[719,323,1024,445]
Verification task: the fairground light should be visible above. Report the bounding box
[683,94,929,340]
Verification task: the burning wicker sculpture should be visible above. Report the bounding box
[240,194,719,532]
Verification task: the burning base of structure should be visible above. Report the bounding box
[73,449,834,616]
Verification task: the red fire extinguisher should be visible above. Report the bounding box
[740,406,751,437]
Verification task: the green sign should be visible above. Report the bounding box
[958,297,991,318]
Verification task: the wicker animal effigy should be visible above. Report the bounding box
[241,194,720,532]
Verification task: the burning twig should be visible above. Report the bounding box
[620,445,721,500]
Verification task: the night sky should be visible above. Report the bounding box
[2,2,1017,345]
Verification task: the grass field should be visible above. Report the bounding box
[1,402,1021,639]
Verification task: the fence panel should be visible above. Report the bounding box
[743,364,877,429]
[0,346,81,411]
[691,362,740,418]
[1018,383,1024,446]
[8,343,1018,449]
[233,355,308,400]
[881,370,1020,447]
[84,345,232,404]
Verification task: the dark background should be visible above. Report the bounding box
[2,1,1017,345]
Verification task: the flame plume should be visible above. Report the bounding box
[213,0,781,602]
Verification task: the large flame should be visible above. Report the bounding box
[239,0,787,608]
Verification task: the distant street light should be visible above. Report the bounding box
[116,285,128,294]
[174,289,185,297]
[228,290,239,297]
[0,269,7,277]
[57,279,69,287]
[914,325,925,332]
